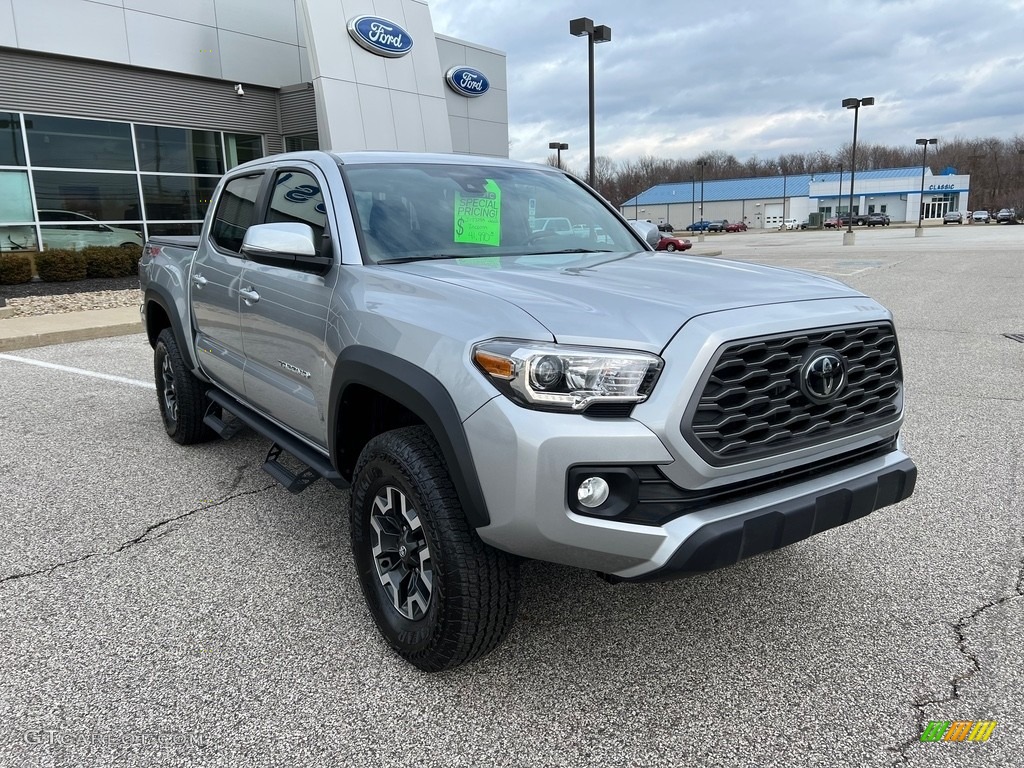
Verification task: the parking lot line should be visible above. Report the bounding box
[0,352,156,390]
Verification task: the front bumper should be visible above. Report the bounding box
[465,394,916,580]
[606,456,916,582]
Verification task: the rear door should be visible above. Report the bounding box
[191,172,265,394]
[238,164,337,446]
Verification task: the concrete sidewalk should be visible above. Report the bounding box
[0,305,142,352]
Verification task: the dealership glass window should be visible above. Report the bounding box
[0,171,33,222]
[210,173,264,253]
[39,213,143,250]
[25,115,135,170]
[32,170,141,222]
[285,133,319,152]
[225,133,264,169]
[148,222,203,237]
[0,113,26,166]
[141,175,218,221]
[135,125,224,175]
[1,226,37,252]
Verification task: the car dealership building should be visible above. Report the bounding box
[623,167,972,229]
[0,0,509,251]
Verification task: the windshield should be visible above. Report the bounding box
[340,162,645,264]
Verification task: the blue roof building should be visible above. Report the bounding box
[622,167,972,229]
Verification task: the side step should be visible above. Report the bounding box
[204,389,349,493]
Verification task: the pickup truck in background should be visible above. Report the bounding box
[139,151,916,670]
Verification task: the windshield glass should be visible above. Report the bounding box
[341,162,645,264]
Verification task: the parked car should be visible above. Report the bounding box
[866,213,890,227]
[838,213,869,227]
[655,235,691,252]
[531,216,574,235]
[685,220,712,232]
[725,221,747,232]
[707,220,729,232]
[823,217,842,229]
[782,218,799,230]
[37,210,144,250]
[996,208,1017,223]
[943,211,963,224]
[972,210,991,223]
[657,222,675,232]
[139,148,916,670]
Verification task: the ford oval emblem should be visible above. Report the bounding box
[445,66,490,98]
[347,15,413,58]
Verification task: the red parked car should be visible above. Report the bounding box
[655,235,692,252]
[725,221,748,232]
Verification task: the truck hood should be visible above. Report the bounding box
[389,251,863,352]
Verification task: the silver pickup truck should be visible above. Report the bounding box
[139,150,916,670]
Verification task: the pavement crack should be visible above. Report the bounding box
[0,483,275,587]
[889,541,1024,765]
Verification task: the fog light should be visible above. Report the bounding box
[577,476,610,508]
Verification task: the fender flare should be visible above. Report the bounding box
[329,347,491,529]
[143,284,199,371]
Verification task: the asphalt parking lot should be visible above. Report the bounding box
[1,224,1021,768]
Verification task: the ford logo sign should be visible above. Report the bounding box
[347,15,413,58]
[445,66,490,98]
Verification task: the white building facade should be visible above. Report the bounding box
[0,0,508,250]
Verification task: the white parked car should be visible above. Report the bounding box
[38,210,144,249]
[972,210,991,223]
[783,218,800,230]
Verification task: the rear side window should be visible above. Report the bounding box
[210,173,263,253]
[265,169,327,257]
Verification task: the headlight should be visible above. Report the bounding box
[472,339,663,412]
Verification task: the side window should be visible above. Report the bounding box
[266,169,327,256]
[210,173,263,254]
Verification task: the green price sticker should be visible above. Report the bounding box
[454,179,501,246]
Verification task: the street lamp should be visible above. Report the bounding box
[569,17,611,187]
[842,96,874,242]
[690,177,695,227]
[915,138,937,236]
[548,141,568,169]
[697,160,708,241]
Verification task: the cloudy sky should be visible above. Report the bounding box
[428,0,1024,168]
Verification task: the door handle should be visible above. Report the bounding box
[191,273,207,288]
[239,287,260,304]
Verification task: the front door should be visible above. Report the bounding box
[191,172,264,394]
[239,166,336,446]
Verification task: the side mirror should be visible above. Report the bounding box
[241,222,332,273]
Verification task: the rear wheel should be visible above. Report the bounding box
[153,328,215,444]
[351,426,520,671]
[665,243,676,251]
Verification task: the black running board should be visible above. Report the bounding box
[204,389,349,492]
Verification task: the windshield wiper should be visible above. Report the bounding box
[533,248,613,254]
[376,254,463,265]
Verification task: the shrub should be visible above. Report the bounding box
[0,252,34,285]
[83,245,140,278]
[35,249,88,282]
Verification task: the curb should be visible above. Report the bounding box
[0,307,142,352]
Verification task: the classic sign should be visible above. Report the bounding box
[445,66,490,97]
[347,15,413,58]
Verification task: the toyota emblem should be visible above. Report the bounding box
[801,351,847,403]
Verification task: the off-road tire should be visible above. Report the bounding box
[351,425,520,671]
[154,328,215,445]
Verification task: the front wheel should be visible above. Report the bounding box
[153,328,215,444]
[665,243,676,251]
[350,426,520,671]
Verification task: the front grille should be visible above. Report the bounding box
[683,323,903,465]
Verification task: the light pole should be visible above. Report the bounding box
[842,96,874,244]
[548,141,568,170]
[781,171,788,228]
[697,160,707,241]
[690,177,695,227]
[915,138,937,236]
[569,17,611,187]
